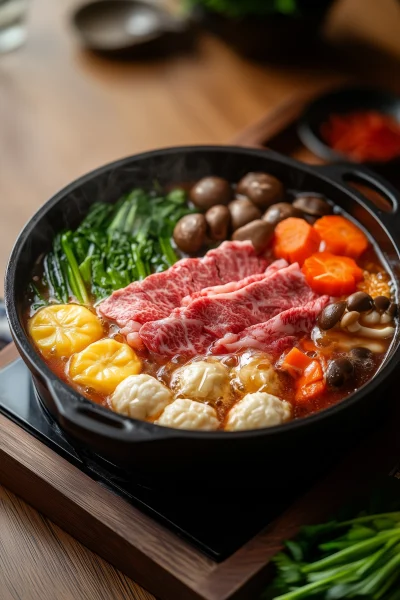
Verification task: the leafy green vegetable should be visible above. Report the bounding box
[33,188,192,305]
[263,510,400,600]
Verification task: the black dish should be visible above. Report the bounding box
[72,0,195,57]
[5,146,400,490]
[298,86,400,167]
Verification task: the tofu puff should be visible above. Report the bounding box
[112,374,172,420]
[233,352,282,395]
[171,359,231,404]
[225,392,292,431]
[112,378,219,430]
[156,399,219,431]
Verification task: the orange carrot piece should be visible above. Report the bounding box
[273,218,321,266]
[295,360,325,402]
[302,252,364,296]
[281,348,313,378]
[314,215,369,259]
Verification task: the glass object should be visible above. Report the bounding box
[0,0,28,54]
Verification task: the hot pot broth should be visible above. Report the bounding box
[25,173,396,432]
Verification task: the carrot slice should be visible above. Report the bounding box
[314,215,369,259]
[295,360,325,402]
[273,218,321,266]
[281,348,313,378]
[302,252,363,296]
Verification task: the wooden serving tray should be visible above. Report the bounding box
[0,342,400,600]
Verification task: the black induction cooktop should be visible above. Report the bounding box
[0,357,312,561]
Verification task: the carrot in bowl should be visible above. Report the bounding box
[273,217,321,266]
[302,252,363,296]
[295,360,325,402]
[281,347,313,378]
[281,348,326,402]
[313,215,369,259]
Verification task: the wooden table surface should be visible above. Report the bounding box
[1,0,400,598]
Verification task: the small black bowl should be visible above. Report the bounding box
[72,0,194,57]
[298,86,400,168]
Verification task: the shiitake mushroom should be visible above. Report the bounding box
[205,205,231,241]
[232,220,274,253]
[317,302,347,330]
[292,195,332,217]
[374,296,391,313]
[173,213,207,254]
[229,198,262,231]
[263,202,302,226]
[237,172,284,208]
[326,358,354,388]
[190,177,232,210]
[346,292,373,313]
[350,347,373,361]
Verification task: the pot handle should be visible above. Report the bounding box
[314,163,400,222]
[47,378,163,445]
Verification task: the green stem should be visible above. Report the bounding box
[107,198,131,233]
[43,253,58,302]
[307,559,365,583]
[61,233,89,304]
[123,200,138,233]
[159,236,178,266]
[273,562,361,600]
[350,551,400,597]
[302,531,400,573]
[374,569,400,599]
[338,512,400,529]
[66,264,82,302]
[53,234,70,303]
[356,536,400,578]
[132,244,147,280]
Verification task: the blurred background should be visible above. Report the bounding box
[1,0,400,298]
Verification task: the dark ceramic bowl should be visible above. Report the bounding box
[72,0,195,57]
[298,86,400,168]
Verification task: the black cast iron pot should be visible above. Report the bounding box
[5,146,400,490]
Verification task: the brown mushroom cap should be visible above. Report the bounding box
[237,172,284,208]
[232,219,274,253]
[262,202,302,226]
[190,177,232,210]
[173,213,207,254]
[292,195,333,217]
[205,205,231,241]
[326,358,354,388]
[229,198,262,231]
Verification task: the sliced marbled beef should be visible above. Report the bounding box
[99,241,268,328]
[212,296,330,354]
[139,263,317,356]
[180,259,288,306]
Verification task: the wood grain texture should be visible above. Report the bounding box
[0,487,153,600]
[2,0,400,598]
